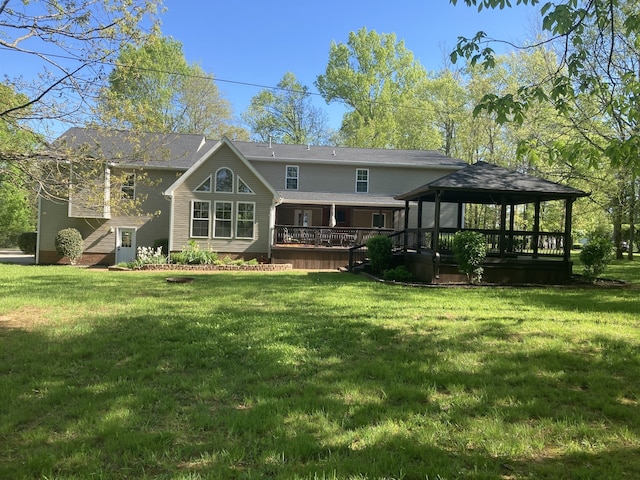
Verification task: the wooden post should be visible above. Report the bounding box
[417,199,423,253]
[533,200,541,258]
[457,202,463,229]
[433,191,441,253]
[500,196,507,257]
[403,200,409,252]
[508,204,515,253]
[564,198,574,262]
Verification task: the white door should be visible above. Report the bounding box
[116,227,136,264]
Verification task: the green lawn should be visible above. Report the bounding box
[1,261,639,479]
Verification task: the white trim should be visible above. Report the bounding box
[194,175,212,193]
[190,200,211,238]
[355,168,369,193]
[235,201,256,239]
[213,200,233,239]
[285,165,299,190]
[215,167,234,193]
[35,196,42,265]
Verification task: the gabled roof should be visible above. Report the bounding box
[53,127,208,169]
[163,137,278,199]
[396,161,589,204]
[232,141,467,168]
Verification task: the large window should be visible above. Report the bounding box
[372,213,386,228]
[356,169,369,193]
[121,173,136,199]
[191,201,210,238]
[236,202,255,239]
[215,168,233,192]
[214,201,232,238]
[286,165,299,190]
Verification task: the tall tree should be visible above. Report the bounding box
[316,27,440,149]
[97,36,244,138]
[242,72,332,145]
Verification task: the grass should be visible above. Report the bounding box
[1,261,639,479]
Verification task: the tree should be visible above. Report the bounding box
[316,27,441,149]
[97,35,245,138]
[243,72,332,145]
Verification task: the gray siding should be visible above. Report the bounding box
[170,143,274,254]
[251,160,456,195]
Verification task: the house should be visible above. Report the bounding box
[36,128,467,269]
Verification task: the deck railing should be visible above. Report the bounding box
[273,225,394,248]
[347,227,567,271]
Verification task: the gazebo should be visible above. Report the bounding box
[393,161,590,284]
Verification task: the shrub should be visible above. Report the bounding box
[366,235,393,274]
[17,232,37,255]
[131,246,167,268]
[55,228,83,265]
[170,240,218,265]
[383,265,414,282]
[580,237,614,283]
[452,230,487,284]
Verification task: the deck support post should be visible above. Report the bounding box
[433,191,441,254]
[403,200,409,252]
[417,199,423,253]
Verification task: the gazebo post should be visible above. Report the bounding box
[564,198,574,262]
[433,191,441,253]
[533,199,541,258]
[403,200,409,252]
[500,196,507,257]
[508,204,515,253]
[417,199,423,253]
[457,203,463,229]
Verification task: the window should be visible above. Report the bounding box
[215,168,233,192]
[372,213,386,228]
[195,176,212,192]
[236,202,255,239]
[214,201,232,238]
[121,173,135,199]
[286,165,298,190]
[356,169,369,193]
[237,176,254,194]
[191,201,210,238]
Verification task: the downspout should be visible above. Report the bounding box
[164,193,175,255]
[35,195,42,265]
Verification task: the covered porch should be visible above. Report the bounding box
[270,192,403,269]
[359,162,589,284]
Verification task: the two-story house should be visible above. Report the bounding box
[36,128,467,269]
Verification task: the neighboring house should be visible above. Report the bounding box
[36,128,467,268]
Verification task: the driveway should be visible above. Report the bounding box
[0,249,36,265]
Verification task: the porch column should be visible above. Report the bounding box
[403,200,409,252]
[499,196,507,257]
[564,197,574,262]
[417,199,423,253]
[433,191,442,253]
[533,199,541,258]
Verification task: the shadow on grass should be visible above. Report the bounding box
[1,271,639,479]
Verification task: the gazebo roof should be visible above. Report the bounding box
[395,161,589,204]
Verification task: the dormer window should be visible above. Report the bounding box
[215,168,233,193]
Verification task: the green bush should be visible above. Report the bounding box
[170,241,218,265]
[580,237,614,283]
[452,230,487,284]
[383,265,414,282]
[55,228,83,265]
[17,232,37,255]
[366,235,393,274]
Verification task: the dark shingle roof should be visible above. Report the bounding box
[232,141,467,168]
[53,127,208,169]
[396,161,589,204]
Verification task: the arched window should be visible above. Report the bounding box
[215,168,233,193]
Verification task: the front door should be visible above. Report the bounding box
[116,227,136,264]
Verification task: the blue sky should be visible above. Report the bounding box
[159,0,540,130]
[2,0,540,135]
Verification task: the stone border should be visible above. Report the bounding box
[110,263,293,272]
